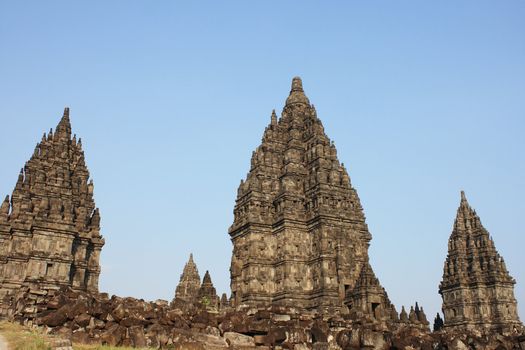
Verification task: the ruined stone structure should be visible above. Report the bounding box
[220,293,229,309]
[395,302,429,329]
[349,261,397,320]
[229,77,394,319]
[0,108,104,313]
[173,255,221,311]
[439,191,522,331]
[1,80,523,350]
[11,286,525,349]
[198,270,219,311]
[174,254,201,303]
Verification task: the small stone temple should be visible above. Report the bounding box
[228,77,395,319]
[198,270,220,311]
[173,254,201,303]
[0,108,104,312]
[439,191,522,331]
[173,254,220,311]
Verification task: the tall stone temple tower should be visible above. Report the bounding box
[0,108,104,310]
[439,191,521,332]
[229,77,395,319]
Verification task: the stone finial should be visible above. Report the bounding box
[400,306,408,322]
[311,104,317,116]
[291,76,303,91]
[418,306,429,325]
[202,270,212,285]
[390,305,399,321]
[0,195,10,217]
[55,107,72,140]
[409,306,418,323]
[454,191,475,232]
[32,143,40,157]
[285,76,310,106]
[500,257,508,272]
[271,109,277,125]
[16,168,24,185]
[89,208,101,229]
[433,313,444,332]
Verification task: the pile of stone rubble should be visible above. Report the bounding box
[4,287,525,349]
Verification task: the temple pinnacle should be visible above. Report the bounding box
[291,76,304,92]
[55,107,72,140]
[285,76,310,106]
[271,109,277,125]
[203,270,212,284]
[458,191,472,213]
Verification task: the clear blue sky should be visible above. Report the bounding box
[1,1,524,321]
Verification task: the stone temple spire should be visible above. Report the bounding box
[229,77,391,319]
[174,253,201,303]
[0,108,105,313]
[198,270,219,310]
[439,191,522,331]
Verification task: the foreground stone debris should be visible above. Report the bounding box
[0,108,104,316]
[7,287,525,349]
